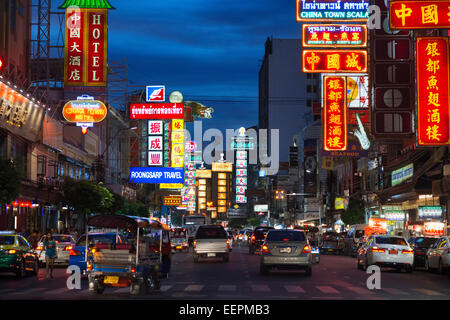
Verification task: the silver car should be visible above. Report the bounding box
[260,229,313,276]
[425,236,450,274]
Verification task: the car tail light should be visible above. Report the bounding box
[7,249,16,254]
[130,267,136,273]
[86,263,92,271]
[302,245,311,254]
[193,241,197,249]
[261,245,270,254]
[36,246,43,251]
[90,248,100,253]
[401,249,414,254]
[371,247,385,253]
[64,245,73,251]
[282,238,290,242]
[415,251,425,255]
[251,235,255,240]
[69,249,81,256]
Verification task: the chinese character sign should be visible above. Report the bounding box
[303,50,367,73]
[323,76,347,151]
[416,37,450,146]
[389,1,450,29]
[171,119,184,167]
[297,0,369,21]
[302,24,367,47]
[65,9,108,86]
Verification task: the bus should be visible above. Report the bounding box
[182,214,206,245]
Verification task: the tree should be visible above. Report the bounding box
[247,217,261,227]
[341,197,365,225]
[0,159,21,205]
[63,177,113,215]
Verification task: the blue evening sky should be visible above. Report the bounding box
[105,0,301,133]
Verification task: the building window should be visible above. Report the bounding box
[307,85,312,93]
[306,99,312,107]
[37,155,47,176]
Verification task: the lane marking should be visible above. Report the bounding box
[412,288,443,296]
[251,285,270,292]
[347,286,375,295]
[316,286,340,294]
[218,285,236,292]
[184,284,204,292]
[284,285,306,294]
[382,288,409,295]
[161,285,172,292]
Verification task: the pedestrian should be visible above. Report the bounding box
[29,229,40,248]
[43,232,57,279]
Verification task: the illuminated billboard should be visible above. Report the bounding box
[130,103,184,120]
[416,37,450,146]
[302,24,367,47]
[389,1,450,29]
[303,50,367,73]
[296,0,369,22]
[323,76,347,151]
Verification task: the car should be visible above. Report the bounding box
[226,230,234,251]
[424,236,450,274]
[355,236,369,256]
[319,232,344,255]
[408,236,438,269]
[357,235,413,272]
[259,229,313,276]
[36,234,75,266]
[69,232,127,275]
[309,239,320,264]
[193,225,230,262]
[344,224,367,257]
[0,231,39,278]
[249,226,274,254]
[170,228,188,252]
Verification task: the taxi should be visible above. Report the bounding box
[0,231,39,278]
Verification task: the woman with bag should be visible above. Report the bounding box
[43,233,57,279]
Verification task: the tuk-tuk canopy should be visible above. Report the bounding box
[87,214,170,232]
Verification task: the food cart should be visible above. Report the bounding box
[85,215,171,295]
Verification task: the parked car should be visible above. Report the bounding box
[425,236,450,274]
[0,231,39,278]
[357,235,413,272]
[408,236,438,269]
[36,234,75,266]
[260,229,312,276]
[344,224,367,257]
[193,225,230,262]
[249,226,274,254]
[69,232,127,275]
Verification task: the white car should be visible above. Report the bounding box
[357,235,413,272]
[425,236,450,274]
[36,234,75,266]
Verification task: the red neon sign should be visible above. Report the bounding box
[302,24,367,48]
[323,76,347,151]
[303,50,367,73]
[130,103,184,120]
[64,9,108,86]
[416,37,450,146]
[389,1,450,29]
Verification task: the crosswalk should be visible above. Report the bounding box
[0,284,448,299]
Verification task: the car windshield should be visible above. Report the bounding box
[254,228,272,237]
[375,237,407,246]
[355,230,365,238]
[266,230,306,242]
[53,235,73,243]
[0,236,15,245]
[196,227,227,239]
[76,234,119,245]
[414,237,437,248]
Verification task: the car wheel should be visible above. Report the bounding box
[130,280,142,295]
[424,258,430,272]
[15,261,25,279]
[357,258,363,270]
[305,266,312,276]
[249,247,254,255]
[438,259,444,275]
[363,258,368,271]
[193,254,199,263]
[260,264,269,275]
[406,265,413,273]
[31,259,39,276]
[223,254,229,262]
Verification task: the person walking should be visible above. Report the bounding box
[43,233,57,279]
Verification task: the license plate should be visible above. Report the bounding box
[104,276,119,284]
[389,250,398,255]
[328,249,334,252]
[280,247,291,253]
[207,253,216,257]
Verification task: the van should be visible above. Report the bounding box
[344,224,367,256]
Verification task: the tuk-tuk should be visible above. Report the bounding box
[170,228,188,252]
[85,215,171,295]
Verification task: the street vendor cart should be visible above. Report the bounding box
[85,215,171,295]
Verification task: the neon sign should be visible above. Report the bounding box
[130,103,184,120]
[323,76,347,151]
[302,24,367,47]
[389,1,450,29]
[416,37,450,146]
[303,50,367,73]
[62,98,107,123]
[296,0,369,22]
